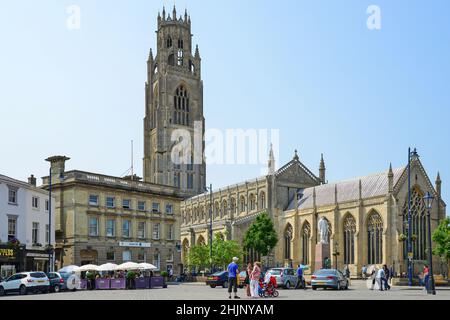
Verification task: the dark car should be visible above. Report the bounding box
[46,272,66,293]
[206,271,229,288]
[311,269,349,290]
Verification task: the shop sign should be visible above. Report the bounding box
[119,242,151,248]
[0,249,15,257]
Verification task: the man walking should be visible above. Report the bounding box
[362,265,367,279]
[295,265,304,289]
[376,266,386,291]
[227,257,240,299]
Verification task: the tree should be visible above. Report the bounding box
[212,233,243,270]
[432,217,450,278]
[244,212,278,259]
[187,244,209,272]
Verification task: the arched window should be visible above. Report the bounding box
[259,191,266,209]
[367,211,383,265]
[284,224,293,260]
[173,85,190,126]
[230,198,236,214]
[177,49,183,66]
[301,222,311,265]
[215,202,220,218]
[343,214,356,265]
[249,194,256,211]
[240,196,246,213]
[222,200,228,218]
[166,37,172,48]
[197,235,205,246]
[168,53,175,66]
[402,187,427,260]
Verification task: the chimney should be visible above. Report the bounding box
[28,174,37,187]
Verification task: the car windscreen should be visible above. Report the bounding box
[30,272,47,278]
[314,269,336,276]
[267,270,281,275]
[212,271,227,276]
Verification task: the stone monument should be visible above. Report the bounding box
[315,217,330,270]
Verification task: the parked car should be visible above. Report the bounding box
[238,271,247,288]
[311,269,349,290]
[46,272,66,292]
[206,271,229,288]
[265,268,298,289]
[0,272,50,296]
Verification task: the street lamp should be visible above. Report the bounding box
[423,191,436,295]
[333,242,340,270]
[407,147,419,286]
[205,184,213,273]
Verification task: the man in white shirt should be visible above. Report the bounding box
[376,267,386,291]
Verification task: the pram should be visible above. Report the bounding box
[258,276,279,298]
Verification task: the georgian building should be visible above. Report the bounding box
[41,156,183,273]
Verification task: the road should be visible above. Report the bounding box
[1,281,449,300]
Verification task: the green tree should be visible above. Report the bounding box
[187,244,209,272]
[432,217,450,278]
[212,233,243,270]
[244,212,278,258]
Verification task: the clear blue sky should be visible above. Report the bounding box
[0,0,449,208]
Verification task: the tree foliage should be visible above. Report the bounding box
[187,244,209,271]
[212,233,243,269]
[432,217,450,262]
[243,212,278,256]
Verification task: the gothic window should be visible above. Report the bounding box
[197,235,205,246]
[402,187,427,260]
[259,191,266,209]
[168,53,175,66]
[189,60,195,73]
[343,214,356,265]
[284,224,293,260]
[215,202,220,218]
[249,194,256,211]
[230,198,236,214]
[166,37,172,48]
[173,85,190,126]
[367,211,383,265]
[301,222,311,265]
[178,39,184,49]
[177,49,183,66]
[221,200,228,218]
[240,196,246,213]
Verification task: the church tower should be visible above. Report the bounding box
[143,7,206,197]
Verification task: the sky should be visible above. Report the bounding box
[0,0,449,208]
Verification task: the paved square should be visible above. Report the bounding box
[1,281,449,300]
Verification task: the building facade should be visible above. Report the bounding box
[41,156,183,274]
[0,174,55,278]
[143,6,206,197]
[181,152,447,277]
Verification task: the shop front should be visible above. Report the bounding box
[26,251,51,272]
[0,244,26,279]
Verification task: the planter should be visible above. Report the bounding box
[95,278,111,290]
[135,277,150,289]
[150,276,164,288]
[110,278,126,289]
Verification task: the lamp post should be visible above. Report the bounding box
[423,191,436,295]
[46,164,53,273]
[407,148,419,286]
[205,184,213,273]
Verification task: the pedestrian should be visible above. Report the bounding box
[369,266,377,290]
[362,265,367,279]
[376,266,386,291]
[344,265,350,278]
[382,265,391,290]
[295,265,304,289]
[245,263,252,298]
[423,265,430,291]
[227,257,240,299]
[169,268,174,281]
[250,261,261,298]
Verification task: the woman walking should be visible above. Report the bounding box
[250,261,261,298]
[245,263,252,298]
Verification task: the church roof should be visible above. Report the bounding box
[288,166,406,210]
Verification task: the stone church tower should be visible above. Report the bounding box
[143,6,206,197]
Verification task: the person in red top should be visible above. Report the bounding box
[423,265,430,291]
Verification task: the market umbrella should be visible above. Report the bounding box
[77,264,99,272]
[138,263,157,270]
[115,262,141,270]
[58,265,79,273]
[97,263,118,271]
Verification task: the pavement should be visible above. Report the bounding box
[1,281,449,300]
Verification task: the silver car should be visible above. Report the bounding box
[311,269,349,290]
[265,268,298,289]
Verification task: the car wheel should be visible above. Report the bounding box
[222,281,228,289]
[54,285,60,293]
[19,285,27,296]
[210,285,216,288]
[312,286,317,291]
[0,286,4,296]
[285,281,291,289]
